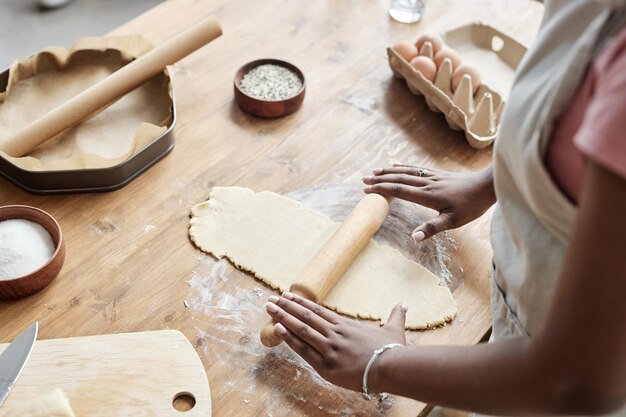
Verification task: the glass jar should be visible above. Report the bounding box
[389,0,424,23]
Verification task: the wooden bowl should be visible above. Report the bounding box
[234,59,306,118]
[0,205,65,299]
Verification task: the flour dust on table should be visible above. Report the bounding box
[185,256,394,417]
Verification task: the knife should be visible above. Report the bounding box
[0,322,38,408]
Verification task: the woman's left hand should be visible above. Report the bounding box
[265,291,407,392]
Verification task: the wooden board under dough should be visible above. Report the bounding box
[0,330,211,416]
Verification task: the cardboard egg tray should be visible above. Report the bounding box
[387,23,527,149]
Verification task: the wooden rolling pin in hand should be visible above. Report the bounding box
[260,193,391,347]
[0,15,222,157]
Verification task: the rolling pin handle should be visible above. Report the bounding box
[260,318,283,347]
[286,284,318,305]
[260,288,314,347]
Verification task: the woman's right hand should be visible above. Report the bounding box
[362,164,496,242]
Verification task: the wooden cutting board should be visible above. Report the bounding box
[0,330,211,416]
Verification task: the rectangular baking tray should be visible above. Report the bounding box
[0,68,176,195]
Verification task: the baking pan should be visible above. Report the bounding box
[0,68,176,195]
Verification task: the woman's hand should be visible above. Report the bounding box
[362,164,496,242]
[265,291,407,392]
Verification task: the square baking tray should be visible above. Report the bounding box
[0,68,176,195]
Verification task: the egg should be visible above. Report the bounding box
[392,41,418,63]
[452,65,481,94]
[415,34,442,54]
[409,56,437,82]
[434,48,461,69]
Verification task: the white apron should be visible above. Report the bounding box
[487,0,625,415]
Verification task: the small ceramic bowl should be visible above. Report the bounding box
[234,59,306,118]
[0,205,65,299]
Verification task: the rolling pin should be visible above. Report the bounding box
[260,193,390,347]
[0,16,222,157]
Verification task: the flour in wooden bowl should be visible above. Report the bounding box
[0,219,55,280]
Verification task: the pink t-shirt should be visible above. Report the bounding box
[546,27,626,203]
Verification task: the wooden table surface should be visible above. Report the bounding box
[0,0,544,416]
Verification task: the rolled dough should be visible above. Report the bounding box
[0,388,76,417]
[189,187,457,329]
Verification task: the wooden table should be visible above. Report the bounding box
[0,0,543,415]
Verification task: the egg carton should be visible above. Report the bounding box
[387,23,527,149]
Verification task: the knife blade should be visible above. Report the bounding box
[0,322,38,408]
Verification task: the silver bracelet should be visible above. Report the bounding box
[362,343,403,400]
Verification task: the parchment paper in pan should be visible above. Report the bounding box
[0,36,173,171]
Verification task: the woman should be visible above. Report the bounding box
[264,0,626,415]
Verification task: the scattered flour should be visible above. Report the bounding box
[186,257,393,416]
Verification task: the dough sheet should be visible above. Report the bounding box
[0,388,76,417]
[189,187,457,329]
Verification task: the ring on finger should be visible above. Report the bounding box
[417,168,428,177]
